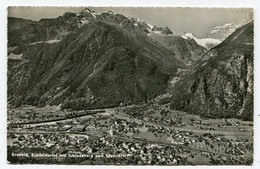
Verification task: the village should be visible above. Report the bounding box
[7,104,253,165]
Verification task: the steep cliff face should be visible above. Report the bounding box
[8,21,185,109]
[170,22,254,120]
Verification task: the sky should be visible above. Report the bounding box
[8,7,252,38]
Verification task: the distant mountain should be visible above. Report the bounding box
[8,9,186,109]
[182,12,253,50]
[170,22,254,120]
[207,12,253,41]
[181,33,221,49]
[207,23,240,41]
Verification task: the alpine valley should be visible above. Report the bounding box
[7,8,254,165]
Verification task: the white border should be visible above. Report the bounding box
[1,0,260,169]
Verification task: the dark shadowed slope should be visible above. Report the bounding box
[170,22,254,120]
[8,20,185,109]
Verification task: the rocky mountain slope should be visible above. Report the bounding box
[170,22,254,120]
[149,33,207,63]
[8,11,187,109]
[8,9,97,47]
[8,9,254,120]
[8,8,206,64]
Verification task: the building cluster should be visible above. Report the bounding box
[8,132,190,165]
[7,105,253,165]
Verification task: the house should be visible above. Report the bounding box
[61,125,72,131]
[48,125,59,131]
[167,136,175,143]
[45,141,57,148]
[69,125,86,132]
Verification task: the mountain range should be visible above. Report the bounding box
[8,8,254,120]
[170,22,253,120]
[182,11,253,49]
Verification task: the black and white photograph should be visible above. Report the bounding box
[6,6,255,165]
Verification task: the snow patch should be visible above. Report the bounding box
[8,53,23,60]
[170,76,181,88]
[46,39,61,44]
[201,62,207,67]
[147,23,154,30]
[81,18,89,24]
[195,38,221,48]
[30,39,61,45]
[182,32,221,49]
[153,31,163,34]
[8,46,18,53]
[91,12,98,18]
[183,32,195,38]
[181,35,188,39]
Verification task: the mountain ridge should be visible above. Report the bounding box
[170,22,254,120]
[7,9,254,121]
[8,19,185,109]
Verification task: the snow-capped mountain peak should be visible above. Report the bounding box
[182,32,196,39]
[208,23,239,41]
[208,12,253,42]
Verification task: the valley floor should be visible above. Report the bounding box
[7,104,253,165]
